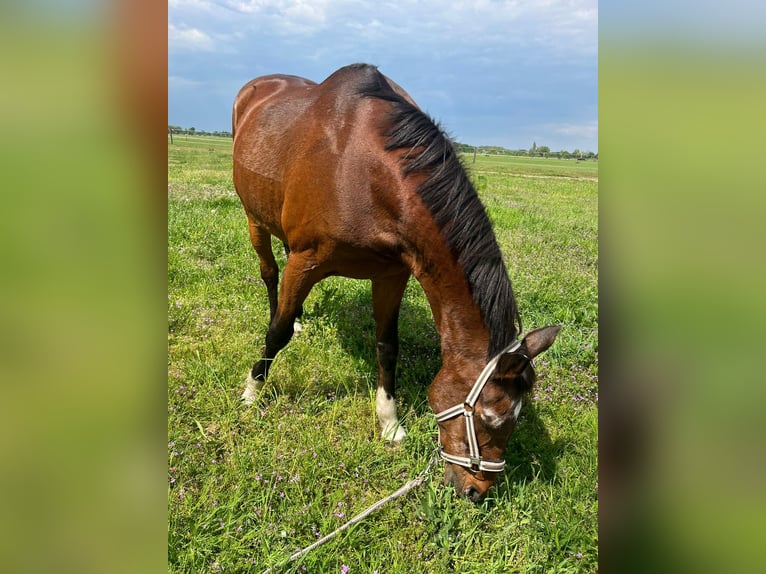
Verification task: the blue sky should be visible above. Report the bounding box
[169,0,598,152]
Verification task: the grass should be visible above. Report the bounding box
[464,154,598,180]
[168,135,598,573]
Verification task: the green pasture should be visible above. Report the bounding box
[168,135,598,573]
[465,154,598,180]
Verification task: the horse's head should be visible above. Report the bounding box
[430,326,560,502]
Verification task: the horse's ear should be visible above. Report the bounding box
[496,351,529,376]
[522,325,561,358]
[496,326,561,377]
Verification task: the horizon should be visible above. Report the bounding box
[167,125,598,155]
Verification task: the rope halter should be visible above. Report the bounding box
[434,338,527,474]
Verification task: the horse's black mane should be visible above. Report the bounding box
[353,64,522,357]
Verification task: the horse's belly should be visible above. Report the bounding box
[318,234,408,280]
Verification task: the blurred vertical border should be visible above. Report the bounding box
[1,0,764,572]
[600,2,766,573]
[0,1,167,572]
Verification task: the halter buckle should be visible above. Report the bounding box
[469,455,482,471]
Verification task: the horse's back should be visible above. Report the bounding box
[233,64,407,188]
[232,74,317,136]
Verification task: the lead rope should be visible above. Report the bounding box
[260,449,440,574]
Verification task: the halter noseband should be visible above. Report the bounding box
[434,339,526,474]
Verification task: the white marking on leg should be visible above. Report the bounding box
[513,397,523,421]
[293,319,303,333]
[376,387,406,442]
[241,372,264,405]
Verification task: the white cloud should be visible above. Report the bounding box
[168,75,202,88]
[168,0,209,7]
[553,121,598,140]
[222,0,332,34]
[168,23,215,52]
[169,0,597,54]
[168,22,243,55]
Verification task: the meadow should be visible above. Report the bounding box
[168,135,598,573]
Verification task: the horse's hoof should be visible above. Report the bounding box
[241,372,264,405]
[381,424,407,443]
[241,389,256,405]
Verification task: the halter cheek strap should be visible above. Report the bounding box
[434,339,524,474]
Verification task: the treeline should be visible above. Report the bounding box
[454,142,597,160]
[168,125,232,138]
[168,125,595,159]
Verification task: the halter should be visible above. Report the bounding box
[434,339,527,474]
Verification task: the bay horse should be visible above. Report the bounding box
[232,63,559,502]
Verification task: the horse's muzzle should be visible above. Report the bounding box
[443,463,494,503]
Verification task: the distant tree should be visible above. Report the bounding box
[189,127,196,135]
[437,140,593,161]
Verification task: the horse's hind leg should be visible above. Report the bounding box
[248,218,279,321]
[372,272,410,442]
[242,249,321,404]
[242,219,279,403]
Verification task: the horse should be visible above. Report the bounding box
[232,63,560,502]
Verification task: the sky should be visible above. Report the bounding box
[169,0,598,152]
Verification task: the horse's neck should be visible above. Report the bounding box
[404,250,490,368]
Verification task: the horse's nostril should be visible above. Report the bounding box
[464,486,484,503]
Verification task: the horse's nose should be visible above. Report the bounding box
[463,485,486,503]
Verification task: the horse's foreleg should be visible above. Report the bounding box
[242,250,320,404]
[282,241,304,332]
[372,272,410,442]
